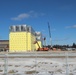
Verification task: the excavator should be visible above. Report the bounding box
[34,40,49,51]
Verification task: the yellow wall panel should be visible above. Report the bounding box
[9,31,42,52]
[9,32,28,52]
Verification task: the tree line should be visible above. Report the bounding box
[46,43,76,50]
[53,43,76,48]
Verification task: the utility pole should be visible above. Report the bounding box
[48,22,52,48]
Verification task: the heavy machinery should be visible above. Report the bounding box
[34,22,53,51]
[48,22,52,48]
[34,40,49,51]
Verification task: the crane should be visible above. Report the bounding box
[48,22,53,49]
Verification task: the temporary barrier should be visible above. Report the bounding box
[0,51,75,75]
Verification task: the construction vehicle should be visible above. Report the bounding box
[34,40,49,51]
[34,22,53,51]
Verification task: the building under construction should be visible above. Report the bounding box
[9,24,42,52]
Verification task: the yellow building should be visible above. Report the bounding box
[9,25,42,52]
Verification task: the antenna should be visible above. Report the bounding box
[48,22,52,47]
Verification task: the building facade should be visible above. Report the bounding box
[9,25,42,52]
[0,40,9,51]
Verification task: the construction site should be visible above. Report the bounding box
[0,24,76,75]
[0,24,76,52]
[9,24,54,52]
[1,0,76,74]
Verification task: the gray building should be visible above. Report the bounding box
[0,40,9,51]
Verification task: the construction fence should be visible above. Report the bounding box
[0,51,76,75]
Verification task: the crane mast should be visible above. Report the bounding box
[48,22,52,48]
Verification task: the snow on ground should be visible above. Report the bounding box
[0,57,76,75]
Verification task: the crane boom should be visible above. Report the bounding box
[48,22,51,38]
